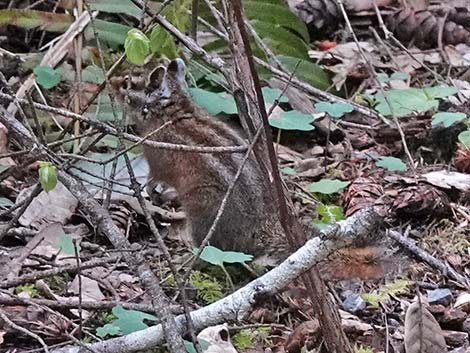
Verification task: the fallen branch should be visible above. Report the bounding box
[387,229,469,286]
[52,207,381,353]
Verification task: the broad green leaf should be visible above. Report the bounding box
[252,21,309,59]
[96,323,120,338]
[390,72,409,81]
[307,179,349,195]
[244,1,309,42]
[368,86,458,117]
[110,305,158,335]
[149,0,191,57]
[82,65,105,84]
[375,156,407,172]
[84,92,123,122]
[281,167,297,175]
[314,102,353,118]
[423,85,458,99]
[189,88,238,115]
[194,246,253,266]
[185,339,210,353]
[38,161,57,192]
[0,9,73,32]
[262,87,289,104]
[269,110,314,131]
[458,130,470,148]
[377,73,389,83]
[57,233,80,254]
[431,112,466,128]
[125,29,150,65]
[89,0,141,17]
[149,25,178,58]
[277,56,332,91]
[34,66,62,89]
[90,19,131,46]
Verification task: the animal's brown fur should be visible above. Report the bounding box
[111,59,286,259]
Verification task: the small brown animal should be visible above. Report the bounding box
[112,59,286,259]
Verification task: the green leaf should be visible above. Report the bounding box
[185,340,197,353]
[38,161,57,192]
[251,21,309,59]
[314,204,344,229]
[390,72,409,81]
[34,66,62,89]
[90,19,131,46]
[423,85,459,99]
[0,164,10,173]
[244,1,309,42]
[375,156,407,172]
[82,65,105,84]
[307,179,349,195]
[184,339,210,353]
[376,73,389,83]
[0,9,73,32]
[149,0,191,57]
[125,29,150,65]
[84,92,123,122]
[280,167,297,175]
[107,305,158,335]
[88,0,141,17]
[57,233,79,254]
[277,56,332,91]
[262,87,289,104]
[314,102,353,118]
[269,110,314,131]
[458,130,470,148]
[189,88,238,115]
[368,86,458,117]
[431,112,466,128]
[194,246,253,266]
[96,323,121,338]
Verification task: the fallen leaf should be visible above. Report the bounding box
[404,299,448,353]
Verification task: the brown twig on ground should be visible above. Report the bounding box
[387,229,469,286]
[0,308,50,352]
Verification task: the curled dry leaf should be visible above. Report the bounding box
[454,293,470,313]
[284,319,320,353]
[405,300,448,353]
[197,324,238,353]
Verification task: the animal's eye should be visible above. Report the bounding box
[123,75,130,89]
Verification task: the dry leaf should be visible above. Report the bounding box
[18,182,78,229]
[405,300,448,353]
[197,324,238,353]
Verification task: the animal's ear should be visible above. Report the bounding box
[167,58,186,87]
[148,66,166,91]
